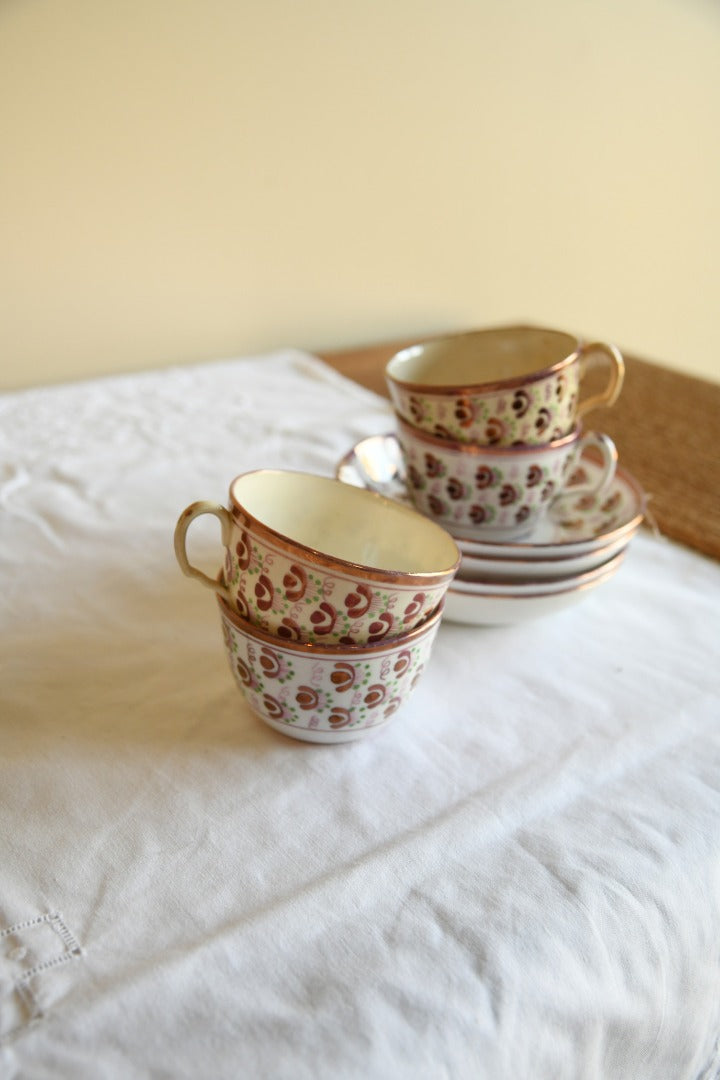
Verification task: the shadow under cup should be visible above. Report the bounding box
[395,416,618,542]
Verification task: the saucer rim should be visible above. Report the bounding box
[449,550,625,599]
[442,558,624,626]
[457,532,632,583]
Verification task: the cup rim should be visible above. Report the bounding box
[395,413,582,455]
[385,325,581,395]
[226,468,461,583]
[218,590,445,656]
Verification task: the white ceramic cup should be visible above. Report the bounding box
[385,325,625,446]
[396,415,618,541]
[174,469,460,645]
[218,593,444,744]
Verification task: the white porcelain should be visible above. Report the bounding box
[218,593,444,744]
[175,469,460,645]
[443,557,626,626]
[336,433,646,559]
[453,550,625,596]
[395,415,617,541]
[456,462,645,559]
[458,533,632,583]
[385,326,625,446]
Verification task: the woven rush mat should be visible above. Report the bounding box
[319,339,720,563]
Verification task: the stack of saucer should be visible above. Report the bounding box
[337,325,646,626]
[336,433,646,625]
[174,469,460,740]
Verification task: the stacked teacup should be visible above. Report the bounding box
[385,325,627,577]
[174,469,460,743]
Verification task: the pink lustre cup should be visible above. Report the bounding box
[395,415,618,542]
[385,325,625,446]
[174,469,460,645]
[217,593,444,743]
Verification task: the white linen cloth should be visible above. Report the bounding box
[1,349,719,1080]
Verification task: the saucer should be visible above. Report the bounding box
[335,433,646,560]
[458,532,631,582]
[443,555,625,626]
[452,550,625,597]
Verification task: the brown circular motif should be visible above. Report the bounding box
[344,583,373,618]
[425,453,445,478]
[364,684,387,708]
[328,707,353,729]
[296,686,319,711]
[368,612,394,643]
[475,465,496,489]
[485,418,505,445]
[255,573,274,611]
[535,408,552,434]
[404,592,426,620]
[263,694,285,720]
[282,564,308,601]
[309,601,338,636]
[236,531,252,571]
[409,396,425,423]
[526,464,543,487]
[447,477,465,501]
[330,662,357,692]
[454,397,475,427]
[393,650,412,677]
[512,390,531,418]
[259,647,283,677]
[276,617,302,641]
[236,657,253,686]
[407,464,424,490]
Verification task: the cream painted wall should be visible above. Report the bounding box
[1,0,719,390]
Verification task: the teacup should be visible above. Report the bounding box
[218,593,444,744]
[174,469,460,645]
[385,325,625,446]
[395,415,617,541]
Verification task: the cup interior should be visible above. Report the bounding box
[230,469,459,576]
[387,326,578,388]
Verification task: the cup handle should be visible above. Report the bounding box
[561,431,618,500]
[173,500,232,600]
[576,341,625,418]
